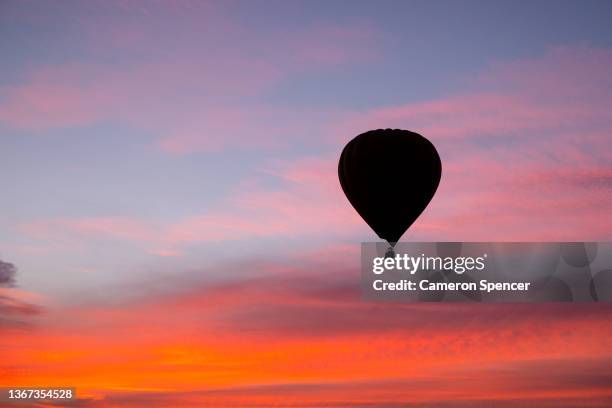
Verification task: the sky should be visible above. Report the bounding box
[1,0,612,406]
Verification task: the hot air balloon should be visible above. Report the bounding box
[338,129,441,247]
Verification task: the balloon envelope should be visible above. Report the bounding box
[338,129,441,244]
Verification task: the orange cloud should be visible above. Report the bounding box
[2,257,612,406]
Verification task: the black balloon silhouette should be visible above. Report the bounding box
[338,129,441,245]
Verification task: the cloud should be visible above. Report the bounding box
[0,259,45,333]
[0,287,44,333]
[1,249,612,406]
[153,45,612,156]
[41,360,612,408]
[158,46,612,242]
[0,3,380,156]
[0,290,41,317]
[6,45,612,307]
[17,156,363,251]
[323,46,612,241]
[0,258,17,287]
[335,46,612,141]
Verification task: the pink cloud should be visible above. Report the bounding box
[17,156,363,251]
[155,45,612,156]
[322,46,612,241]
[16,149,611,252]
[12,46,612,250]
[0,8,380,156]
[332,46,612,144]
[0,58,283,132]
